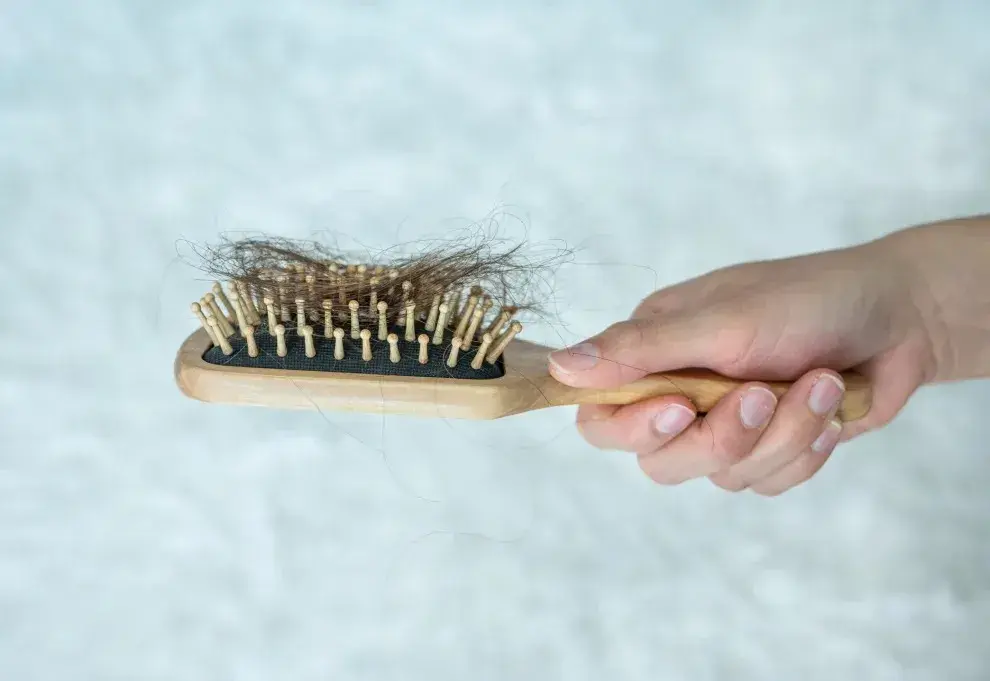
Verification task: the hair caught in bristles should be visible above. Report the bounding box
[185,231,570,372]
[187,233,562,320]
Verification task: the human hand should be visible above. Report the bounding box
[548,238,939,496]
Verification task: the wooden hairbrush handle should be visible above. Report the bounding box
[504,341,872,422]
[549,368,872,422]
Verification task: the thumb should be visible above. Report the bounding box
[548,311,739,388]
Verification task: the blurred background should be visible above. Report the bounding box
[2,1,989,679]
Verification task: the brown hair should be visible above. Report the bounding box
[184,230,570,326]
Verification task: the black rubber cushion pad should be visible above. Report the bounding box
[202,322,505,380]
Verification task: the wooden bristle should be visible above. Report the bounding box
[212,282,234,321]
[447,336,463,368]
[462,285,483,317]
[295,297,307,336]
[245,325,259,358]
[252,286,265,324]
[306,275,318,318]
[486,321,522,364]
[322,299,333,338]
[454,288,480,340]
[264,296,278,334]
[348,300,360,339]
[368,277,379,315]
[357,264,367,296]
[237,280,260,325]
[471,332,493,370]
[377,301,389,340]
[448,289,462,326]
[333,327,345,360]
[277,276,291,321]
[424,294,441,332]
[251,284,264,323]
[418,334,429,365]
[387,333,400,363]
[229,286,250,336]
[208,317,233,355]
[404,302,416,342]
[191,302,219,347]
[201,294,218,335]
[397,281,413,326]
[461,298,487,350]
[360,328,372,361]
[302,325,316,358]
[387,269,398,297]
[231,281,249,322]
[432,303,449,345]
[484,306,515,338]
[275,324,287,357]
[326,264,339,305]
[204,293,234,338]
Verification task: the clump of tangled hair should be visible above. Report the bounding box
[182,228,572,330]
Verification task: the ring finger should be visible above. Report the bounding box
[708,369,845,491]
[637,382,778,485]
[749,419,843,496]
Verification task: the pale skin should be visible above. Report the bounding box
[548,215,990,496]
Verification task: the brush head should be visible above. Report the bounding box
[174,323,558,420]
[186,238,531,371]
[173,235,569,418]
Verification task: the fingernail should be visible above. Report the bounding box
[654,404,695,435]
[739,387,776,429]
[808,374,844,415]
[812,419,842,452]
[548,342,599,373]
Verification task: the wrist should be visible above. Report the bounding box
[879,216,990,383]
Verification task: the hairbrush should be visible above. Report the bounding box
[173,238,872,421]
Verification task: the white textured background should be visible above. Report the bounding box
[2,2,990,679]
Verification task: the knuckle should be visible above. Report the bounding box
[702,430,753,470]
[719,442,752,468]
[621,317,651,352]
[750,454,822,496]
[575,418,618,450]
[761,406,828,454]
[603,317,651,352]
[708,472,748,492]
[630,296,658,319]
[631,289,684,319]
[637,455,685,486]
[719,328,761,374]
[574,419,596,445]
[790,454,822,484]
[699,301,763,374]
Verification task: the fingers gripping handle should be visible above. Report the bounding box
[556,369,873,422]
